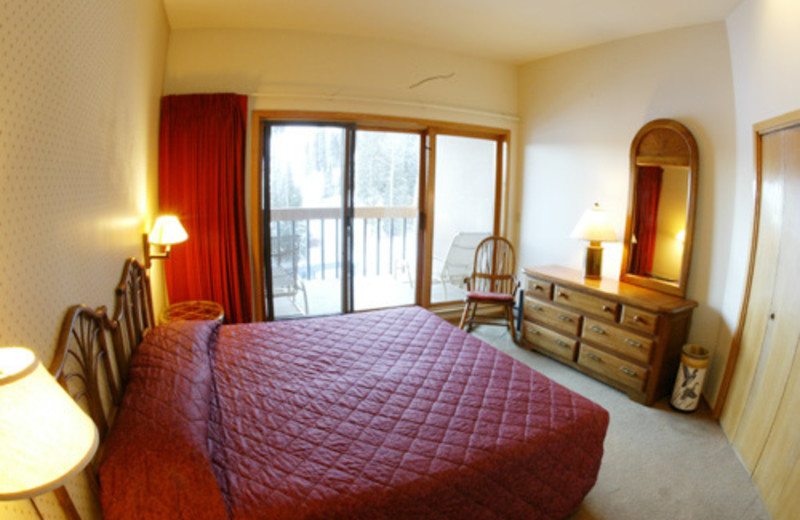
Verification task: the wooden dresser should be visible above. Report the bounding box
[521,266,697,405]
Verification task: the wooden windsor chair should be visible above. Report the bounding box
[458,236,519,341]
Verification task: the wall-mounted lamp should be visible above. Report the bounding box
[571,202,618,279]
[143,215,188,269]
[0,347,99,509]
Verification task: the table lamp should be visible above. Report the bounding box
[0,346,99,504]
[570,203,618,279]
[143,215,188,268]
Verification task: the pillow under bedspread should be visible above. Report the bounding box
[99,320,228,520]
[208,307,609,519]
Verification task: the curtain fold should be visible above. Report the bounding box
[631,166,663,276]
[158,93,252,323]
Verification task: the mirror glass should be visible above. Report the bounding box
[628,166,689,282]
[621,120,697,297]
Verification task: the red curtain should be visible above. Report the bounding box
[158,94,252,323]
[631,166,663,276]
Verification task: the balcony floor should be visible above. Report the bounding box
[273,276,466,318]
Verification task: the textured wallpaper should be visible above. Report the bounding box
[0,0,168,518]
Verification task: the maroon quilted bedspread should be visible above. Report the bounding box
[100,307,608,520]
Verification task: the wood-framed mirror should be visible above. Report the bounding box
[620,119,698,297]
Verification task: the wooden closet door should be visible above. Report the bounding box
[721,121,800,520]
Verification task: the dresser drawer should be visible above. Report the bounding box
[523,297,581,336]
[524,266,697,405]
[582,318,653,364]
[525,277,553,300]
[522,321,577,362]
[620,306,659,335]
[578,344,648,391]
[553,285,619,319]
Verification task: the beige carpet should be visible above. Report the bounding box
[471,327,771,520]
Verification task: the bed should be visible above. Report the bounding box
[52,259,609,520]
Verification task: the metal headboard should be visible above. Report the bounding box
[108,258,154,386]
[46,258,155,520]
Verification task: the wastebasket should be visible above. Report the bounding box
[670,344,710,412]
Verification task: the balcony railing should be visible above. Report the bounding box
[270,206,418,282]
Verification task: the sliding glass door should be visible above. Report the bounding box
[266,124,348,319]
[256,112,509,321]
[429,135,499,305]
[353,130,420,311]
[264,124,420,319]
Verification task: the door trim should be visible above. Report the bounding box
[713,109,800,418]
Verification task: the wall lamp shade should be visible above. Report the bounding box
[143,215,188,268]
[0,347,99,500]
[570,203,618,279]
[149,216,188,245]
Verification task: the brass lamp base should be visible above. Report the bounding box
[584,241,603,279]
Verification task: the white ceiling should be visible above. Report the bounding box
[161,0,743,64]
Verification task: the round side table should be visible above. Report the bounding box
[160,300,225,324]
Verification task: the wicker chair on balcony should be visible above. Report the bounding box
[458,236,518,342]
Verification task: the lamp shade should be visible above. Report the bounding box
[149,215,188,245]
[0,347,99,500]
[570,203,618,243]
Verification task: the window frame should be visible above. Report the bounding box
[250,110,510,321]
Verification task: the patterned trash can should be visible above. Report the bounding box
[671,344,710,412]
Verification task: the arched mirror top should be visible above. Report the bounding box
[620,119,698,297]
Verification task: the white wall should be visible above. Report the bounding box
[163,28,523,277]
[164,29,518,127]
[719,0,800,422]
[517,22,737,405]
[0,0,169,519]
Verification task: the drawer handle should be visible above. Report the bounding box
[557,291,568,299]
[625,338,644,348]
[585,352,602,362]
[532,284,543,290]
[532,304,544,311]
[602,305,613,313]
[527,327,541,336]
[632,315,644,323]
[555,339,570,348]
[558,314,574,322]
[620,366,638,377]
[589,325,606,335]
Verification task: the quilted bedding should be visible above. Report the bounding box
[100,307,608,520]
